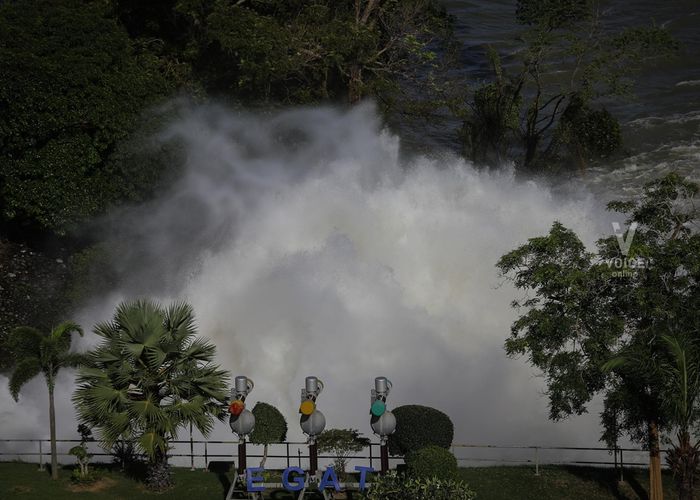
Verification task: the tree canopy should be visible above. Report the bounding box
[497,172,699,498]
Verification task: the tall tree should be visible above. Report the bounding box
[7,321,84,479]
[497,173,699,500]
[73,299,229,490]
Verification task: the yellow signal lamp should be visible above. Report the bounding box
[299,399,316,416]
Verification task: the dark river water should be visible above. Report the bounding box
[436,0,700,198]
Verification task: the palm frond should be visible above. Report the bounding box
[60,352,87,369]
[7,326,43,360]
[164,301,197,344]
[50,321,83,349]
[9,358,42,401]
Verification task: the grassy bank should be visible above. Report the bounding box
[0,461,689,499]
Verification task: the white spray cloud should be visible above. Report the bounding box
[1,102,612,460]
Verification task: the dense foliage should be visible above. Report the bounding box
[405,445,458,480]
[112,0,453,104]
[0,0,172,235]
[362,471,476,500]
[73,300,229,490]
[388,405,454,456]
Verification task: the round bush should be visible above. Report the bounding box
[406,445,458,480]
[250,402,287,445]
[388,405,454,456]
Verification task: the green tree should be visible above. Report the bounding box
[249,402,288,468]
[463,0,676,169]
[497,173,699,500]
[7,321,84,480]
[0,0,172,234]
[605,334,700,500]
[73,299,229,490]
[317,428,370,476]
[112,0,454,107]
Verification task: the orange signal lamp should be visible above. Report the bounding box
[299,399,315,416]
[229,399,245,416]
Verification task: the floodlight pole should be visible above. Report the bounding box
[380,439,389,474]
[238,440,247,474]
[309,441,318,474]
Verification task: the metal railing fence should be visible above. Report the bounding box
[0,438,664,480]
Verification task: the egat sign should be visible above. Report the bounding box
[245,465,374,492]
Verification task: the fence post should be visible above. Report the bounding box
[534,447,540,476]
[369,443,373,470]
[204,441,208,470]
[298,448,302,468]
[190,428,195,471]
[38,440,44,471]
[286,443,290,469]
[619,449,624,482]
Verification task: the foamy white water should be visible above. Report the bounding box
[1,103,616,461]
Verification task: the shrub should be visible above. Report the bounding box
[406,445,458,480]
[68,424,94,483]
[363,471,475,500]
[111,440,143,474]
[250,402,288,467]
[388,405,454,456]
[317,428,370,476]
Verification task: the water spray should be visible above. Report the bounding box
[299,376,326,475]
[370,376,396,473]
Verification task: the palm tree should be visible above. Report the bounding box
[605,333,700,500]
[7,321,84,479]
[73,299,229,490]
[659,335,700,500]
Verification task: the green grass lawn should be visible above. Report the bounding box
[457,465,688,500]
[0,461,691,499]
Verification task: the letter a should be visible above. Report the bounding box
[319,466,341,491]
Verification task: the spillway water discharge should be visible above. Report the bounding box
[1,102,628,464]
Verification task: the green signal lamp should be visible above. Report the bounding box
[370,399,386,417]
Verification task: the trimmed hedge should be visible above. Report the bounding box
[388,405,454,456]
[406,445,458,480]
[250,402,288,445]
[362,471,475,500]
